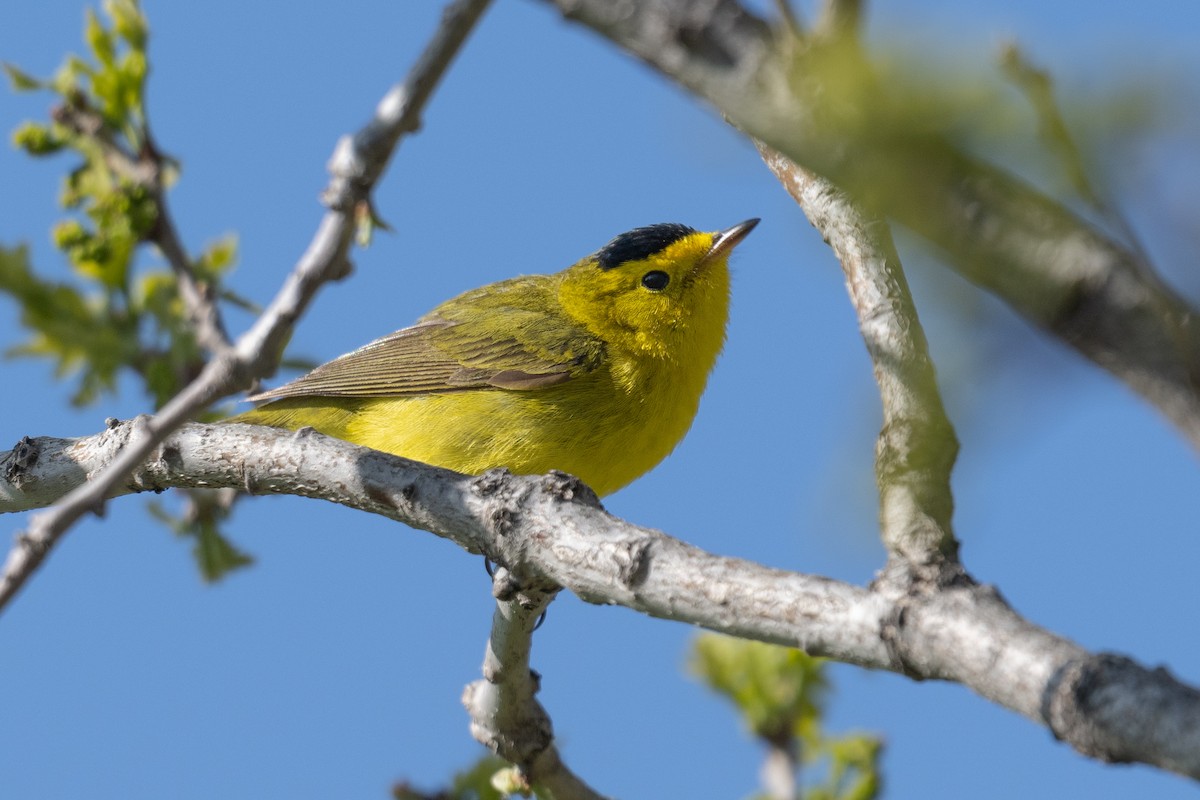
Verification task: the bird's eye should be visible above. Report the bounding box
[641,270,670,291]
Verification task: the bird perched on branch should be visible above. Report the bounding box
[232,219,758,496]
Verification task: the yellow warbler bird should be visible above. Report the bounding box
[234,219,758,496]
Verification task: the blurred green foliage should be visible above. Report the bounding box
[147,488,251,583]
[3,0,252,580]
[2,0,234,409]
[690,634,882,800]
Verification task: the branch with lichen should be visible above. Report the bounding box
[758,143,959,586]
[3,420,1200,780]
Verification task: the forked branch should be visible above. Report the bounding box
[0,0,494,611]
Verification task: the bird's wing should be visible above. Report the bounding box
[247,304,604,402]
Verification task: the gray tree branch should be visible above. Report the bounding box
[751,142,1200,781]
[462,575,608,799]
[2,420,1198,780]
[759,143,959,581]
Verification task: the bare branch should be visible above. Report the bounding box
[462,575,609,799]
[536,0,1200,450]
[997,44,1107,215]
[758,144,959,581]
[3,420,1199,780]
[997,43,1157,274]
[148,186,234,356]
[0,0,494,612]
[232,0,495,372]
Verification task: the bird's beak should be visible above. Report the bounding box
[706,218,760,262]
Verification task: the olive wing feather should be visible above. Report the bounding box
[247,292,604,402]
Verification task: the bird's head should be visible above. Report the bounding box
[558,219,758,362]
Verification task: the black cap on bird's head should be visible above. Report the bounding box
[595,223,699,270]
[560,218,757,357]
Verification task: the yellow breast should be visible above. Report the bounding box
[343,347,706,496]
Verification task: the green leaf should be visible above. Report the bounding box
[85,8,117,67]
[689,633,884,800]
[132,269,206,407]
[354,200,392,247]
[689,634,827,742]
[393,753,514,800]
[141,351,182,408]
[51,54,94,95]
[0,244,33,288]
[0,243,139,406]
[118,49,148,112]
[51,219,90,249]
[450,755,512,800]
[149,491,255,582]
[194,235,239,281]
[193,524,254,582]
[107,0,148,51]
[12,121,66,155]
[90,64,129,128]
[3,62,43,91]
[824,736,883,800]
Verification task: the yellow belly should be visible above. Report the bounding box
[236,356,706,497]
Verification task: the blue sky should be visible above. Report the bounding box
[2,1,1199,798]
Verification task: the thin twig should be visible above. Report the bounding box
[998,43,1158,275]
[147,165,235,355]
[760,736,799,800]
[0,0,494,612]
[462,572,609,799]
